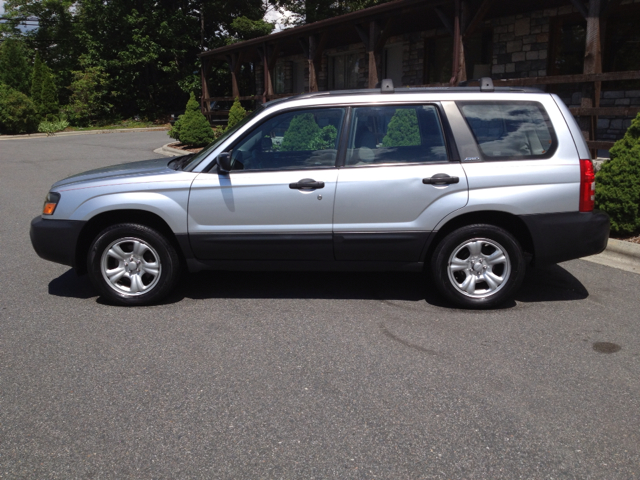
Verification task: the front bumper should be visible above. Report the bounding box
[30,216,87,268]
[521,210,610,265]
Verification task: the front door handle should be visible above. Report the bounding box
[422,173,460,185]
[289,178,325,190]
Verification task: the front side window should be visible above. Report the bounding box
[458,102,557,160]
[230,108,345,171]
[345,105,448,166]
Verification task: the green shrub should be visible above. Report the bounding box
[279,113,337,152]
[38,119,70,136]
[225,97,246,132]
[382,109,420,147]
[168,115,184,141]
[173,92,214,147]
[0,83,39,134]
[595,114,640,235]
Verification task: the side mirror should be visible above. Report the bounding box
[216,152,233,173]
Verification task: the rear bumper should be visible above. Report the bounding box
[521,210,610,265]
[30,216,86,268]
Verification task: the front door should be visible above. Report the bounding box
[188,107,346,261]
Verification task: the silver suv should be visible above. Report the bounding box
[30,79,610,308]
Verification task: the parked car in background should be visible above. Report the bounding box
[31,79,609,308]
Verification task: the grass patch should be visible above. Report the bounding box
[66,119,167,131]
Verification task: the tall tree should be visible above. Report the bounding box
[31,52,45,112]
[0,38,32,95]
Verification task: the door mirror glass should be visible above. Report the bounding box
[216,152,233,173]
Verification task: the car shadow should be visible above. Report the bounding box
[48,263,589,308]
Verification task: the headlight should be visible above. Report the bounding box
[42,192,61,215]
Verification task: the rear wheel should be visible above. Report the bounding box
[431,224,525,309]
[88,223,180,306]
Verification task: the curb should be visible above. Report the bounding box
[153,142,190,157]
[583,238,640,275]
[0,126,169,141]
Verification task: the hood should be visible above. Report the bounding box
[52,157,174,189]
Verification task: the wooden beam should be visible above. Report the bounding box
[463,0,496,38]
[570,0,589,19]
[493,71,640,86]
[570,107,640,116]
[375,16,398,52]
[586,140,615,149]
[434,7,453,36]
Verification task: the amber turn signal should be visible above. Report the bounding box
[42,192,60,215]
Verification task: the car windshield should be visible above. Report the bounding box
[182,105,265,172]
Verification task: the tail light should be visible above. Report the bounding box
[579,159,595,212]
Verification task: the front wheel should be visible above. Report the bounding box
[431,224,525,309]
[87,223,181,306]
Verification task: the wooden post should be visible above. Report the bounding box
[308,35,318,92]
[581,0,602,158]
[201,58,210,118]
[260,43,274,103]
[450,0,467,85]
[227,52,242,100]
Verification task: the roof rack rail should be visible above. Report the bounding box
[458,77,494,92]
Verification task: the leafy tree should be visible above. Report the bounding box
[64,64,112,126]
[595,113,640,235]
[382,109,420,147]
[173,92,214,147]
[0,38,32,95]
[272,0,389,24]
[229,16,274,42]
[0,83,39,134]
[226,97,247,131]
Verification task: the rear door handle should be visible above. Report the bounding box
[422,174,460,185]
[289,178,325,190]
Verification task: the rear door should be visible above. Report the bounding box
[332,104,469,261]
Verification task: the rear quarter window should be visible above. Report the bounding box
[457,101,557,160]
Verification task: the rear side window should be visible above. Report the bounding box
[345,105,448,166]
[457,101,557,160]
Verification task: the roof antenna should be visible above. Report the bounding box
[380,79,394,93]
[480,77,494,92]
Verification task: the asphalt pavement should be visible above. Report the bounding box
[1,131,639,479]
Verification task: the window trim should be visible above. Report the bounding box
[341,103,453,168]
[455,100,559,162]
[224,105,349,174]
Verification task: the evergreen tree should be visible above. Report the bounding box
[31,53,46,116]
[595,113,640,235]
[280,113,320,151]
[225,98,247,132]
[382,109,420,147]
[177,92,215,147]
[0,38,32,95]
[40,65,60,121]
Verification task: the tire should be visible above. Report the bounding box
[431,224,525,309]
[87,223,181,306]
